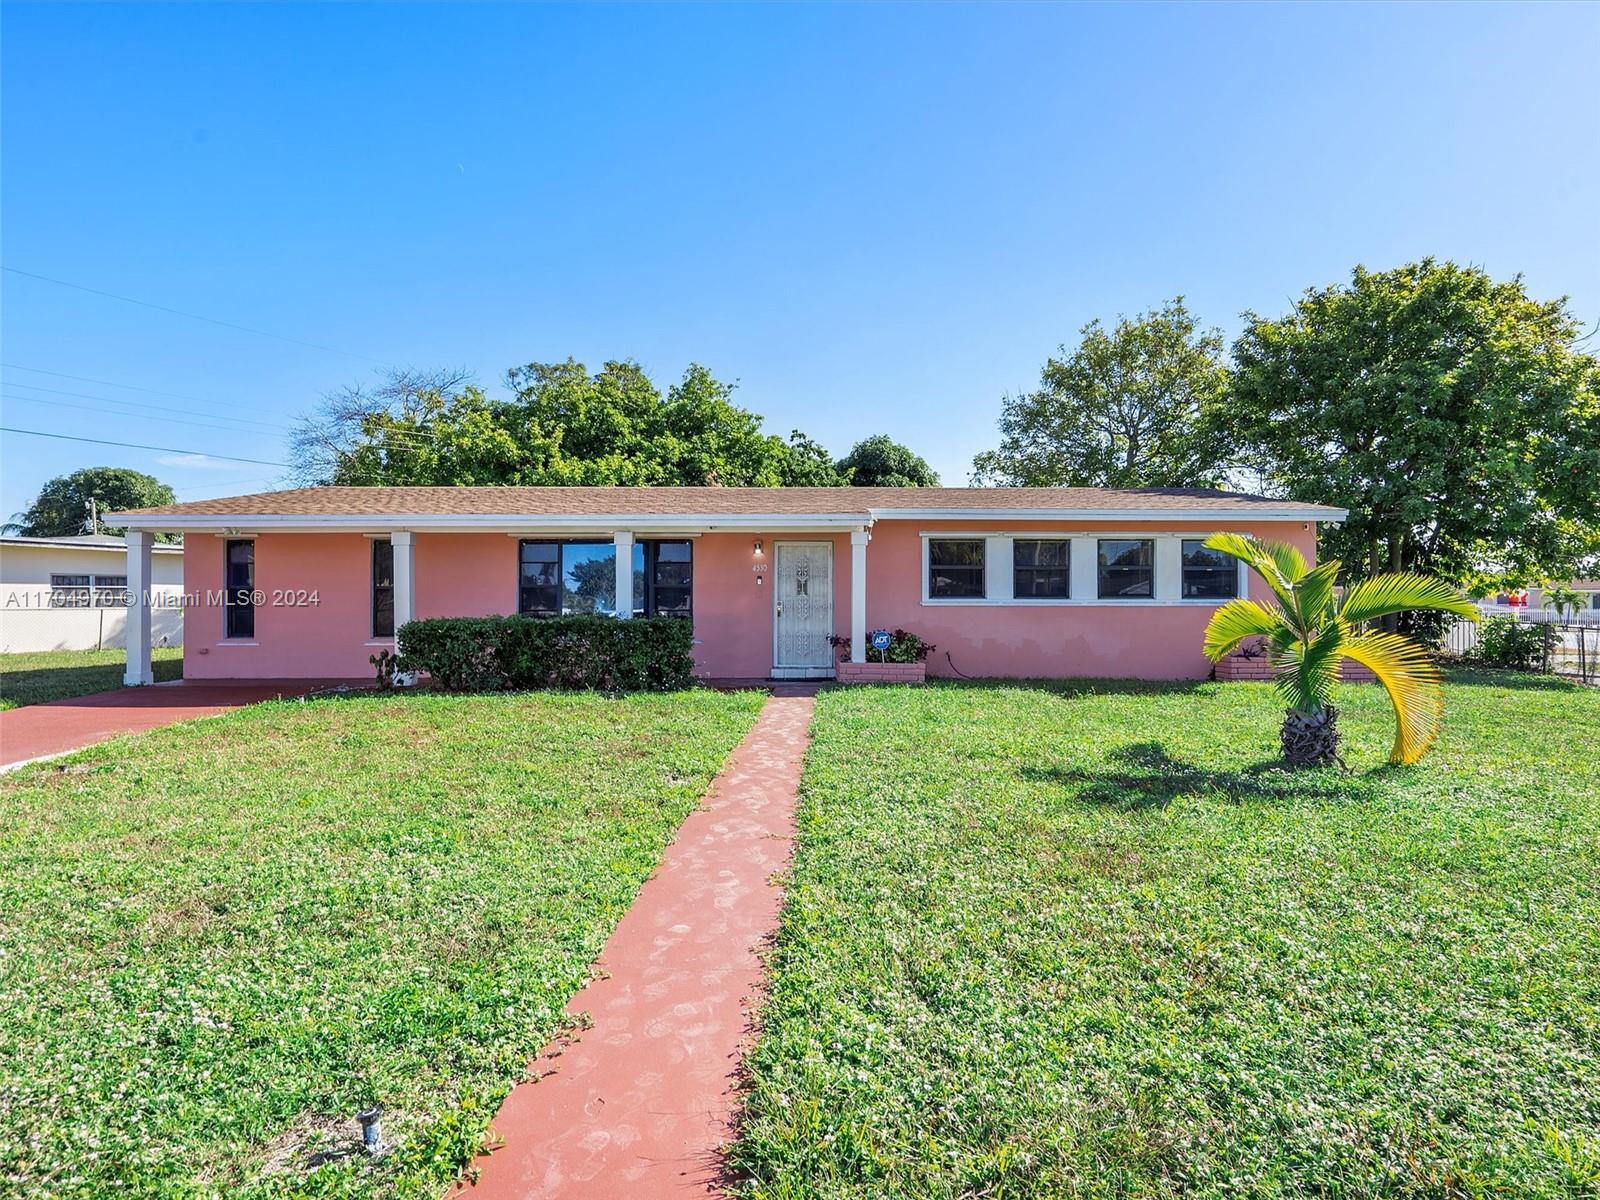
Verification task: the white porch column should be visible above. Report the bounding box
[850,529,869,663]
[123,529,154,686]
[614,531,635,618]
[391,531,416,633]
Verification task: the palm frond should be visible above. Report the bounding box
[1287,560,1341,629]
[1338,630,1447,765]
[1203,533,1307,605]
[1271,619,1344,713]
[1202,599,1284,661]
[1339,573,1479,626]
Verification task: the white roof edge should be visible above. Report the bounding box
[0,535,183,551]
[106,511,874,532]
[109,504,1347,530]
[867,506,1347,522]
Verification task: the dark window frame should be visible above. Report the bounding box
[224,538,255,639]
[1012,539,1070,599]
[927,538,986,600]
[518,539,693,619]
[1180,539,1239,600]
[1097,538,1155,600]
[49,574,92,608]
[371,538,395,638]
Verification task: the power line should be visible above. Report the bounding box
[3,383,296,435]
[2,266,389,366]
[2,362,226,406]
[0,426,289,467]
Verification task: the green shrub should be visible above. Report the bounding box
[397,615,696,692]
[1467,614,1548,672]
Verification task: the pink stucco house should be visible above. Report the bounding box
[109,486,1345,685]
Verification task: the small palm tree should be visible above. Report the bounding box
[1200,533,1478,768]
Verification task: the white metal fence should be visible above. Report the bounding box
[1443,606,1600,685]
[0,599,184,653]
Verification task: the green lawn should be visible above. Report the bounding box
[0,646,184,709]
[732,671,1600,1199]
[0,688,766,1198]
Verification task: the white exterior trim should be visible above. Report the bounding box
[123,530,154,686]
[109,505,1344,534]
[110,512,877,534]
[919,531,1251,607]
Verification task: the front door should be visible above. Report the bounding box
[773,541,834,677]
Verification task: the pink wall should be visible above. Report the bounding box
[860,519,1315,681]
[179,520,1317,682]
[690,532,853,679]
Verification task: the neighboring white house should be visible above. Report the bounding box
[0,535,185,653]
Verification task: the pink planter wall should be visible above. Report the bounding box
[836,660,926,685]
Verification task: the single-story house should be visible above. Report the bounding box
[0,534,185,653]
[108,486,1346,685]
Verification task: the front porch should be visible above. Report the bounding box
[117,523,874,686]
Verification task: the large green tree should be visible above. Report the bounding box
[5,467,178,542]
[972,298,1229,488]
[1226,260,1600,584]
[294,361,799,487]
[836,435,939,487]
[292,361,939,489]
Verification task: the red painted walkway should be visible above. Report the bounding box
[0,679,358,769]
[457,693,814,1200]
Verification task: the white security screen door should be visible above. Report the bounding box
[773,541,834,673]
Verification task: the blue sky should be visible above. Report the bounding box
[3,2,1597,520]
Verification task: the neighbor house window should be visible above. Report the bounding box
[928,539,985,599]
[1180,540,1238,599]
[1012,539,1069,598]
[519,540,692,618]
[48,574,91,608]
[371,539,394,638]
[1097,539,1154,599]
[93,575,130,606]
[224,539,255,638]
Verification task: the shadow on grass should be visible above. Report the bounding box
[0,658,185,708]
[1022,741,1382,811]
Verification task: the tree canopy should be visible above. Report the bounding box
[291,361,937,490]
[971,298,1229,488]
[1225,260,1600,584]
[5,467,178,542]
[836,435,940,487]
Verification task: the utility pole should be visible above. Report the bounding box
[85,497,99,534]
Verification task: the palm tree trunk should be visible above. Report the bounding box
[1281,706,1344,768]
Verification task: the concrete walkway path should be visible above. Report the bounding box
[457,692,815,1200]
[0,679,358,770]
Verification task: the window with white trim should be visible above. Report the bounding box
[371,539,395,638]
[224,539,255,639]
[1097,539,1155,599]
[1180,540,1238,599]
[1012,539,1069,598]
[49,574,91,608]
[927,539,985,599]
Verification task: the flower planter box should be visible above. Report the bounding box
[1215,654,1376,683]
[836,660,927,685]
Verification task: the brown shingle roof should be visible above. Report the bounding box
[116,485,1343,520]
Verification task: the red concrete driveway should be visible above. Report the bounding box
[0,679,363,770]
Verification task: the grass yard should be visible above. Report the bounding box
[0,646,184,709]
[732,671,1600,1199]
[0,688,766,1198]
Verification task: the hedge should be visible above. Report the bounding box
[396,615,697,692]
